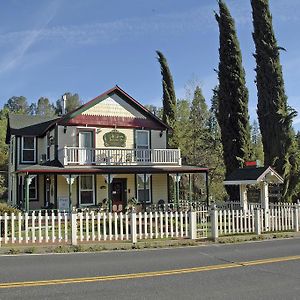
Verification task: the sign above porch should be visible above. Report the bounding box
[103,129,126,147]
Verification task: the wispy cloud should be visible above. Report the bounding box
[0,5,216,48]
[0,1,60,75]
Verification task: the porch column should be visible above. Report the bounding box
[260,181,269,210]
[104,174,114,212]
[205,171,209,206]
[189,174,192,203]
[24,175,36,213]
[176,173,180,206]
[143,174,147,211]
[239,184,248,211]
[63,175,78,212]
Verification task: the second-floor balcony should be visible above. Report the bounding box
[60,147,181,166]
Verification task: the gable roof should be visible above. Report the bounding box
[58,85,169,130]
[6,86,169,144]
[224,166,284,185]
[6,114,59,143]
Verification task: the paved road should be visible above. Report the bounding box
[0,238,299,299]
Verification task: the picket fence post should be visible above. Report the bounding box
[254,208,261,235]
[211,205,218,241]
[71,212,78,245]
[189,210,197,240]
[131,209,137,244]
[294,204,299,232]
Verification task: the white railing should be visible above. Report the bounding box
[62,147,181,166]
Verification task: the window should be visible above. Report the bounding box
[29,177,37,201]
[136,130,150,162]
[21,136,36,163]
[79,175,95,205]
[136,130,149,149]
[137,174,151,203]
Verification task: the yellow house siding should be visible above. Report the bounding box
[82,93,146,119]
[152,174,168,204]
[57,175,78,207]
[95,174,135,206]
[96,128,134,149]
[151,130,167,149]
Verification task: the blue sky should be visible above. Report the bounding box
[0,0,300,128]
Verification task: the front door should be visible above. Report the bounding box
[79,131,93,164]
[111,179,127,212]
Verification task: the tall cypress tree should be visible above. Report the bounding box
[215,0,252,199]
[251,0,299,200]
[156,50,178,147]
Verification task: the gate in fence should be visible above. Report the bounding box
[196,207,208,239]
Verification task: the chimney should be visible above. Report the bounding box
[62,94,67,115]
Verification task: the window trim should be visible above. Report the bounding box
[136,174,152,204]
[79,175,95,206]
[21,136,36,164]
[135,130,150,149]
[29,176,38,202]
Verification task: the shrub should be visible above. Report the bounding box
[0,203,20,215]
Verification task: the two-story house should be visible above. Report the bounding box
[6,86,208,212]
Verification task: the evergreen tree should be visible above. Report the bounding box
[156,50,178,147]
[35,97,56,116]
[215,0,252,199]
[55,92,81,115]
[250,120,264,164]
[4,96,29,114]
[188,86,210,166]
[251,0,300,200]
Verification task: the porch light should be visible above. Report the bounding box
[64,126,67,133]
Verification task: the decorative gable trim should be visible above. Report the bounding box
[59,86,169,130]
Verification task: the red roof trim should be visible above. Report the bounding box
[17,167,209,174]
[65,114,166,130]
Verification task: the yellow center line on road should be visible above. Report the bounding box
[0,255,299,289]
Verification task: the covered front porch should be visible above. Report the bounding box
[16,165,209,212]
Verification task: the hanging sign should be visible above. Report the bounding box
[103,129,126,147]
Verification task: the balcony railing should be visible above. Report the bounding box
[61,147,181,166]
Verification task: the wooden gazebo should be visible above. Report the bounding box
[223,166,284,210]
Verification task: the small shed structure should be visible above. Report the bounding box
[223,166,284,210]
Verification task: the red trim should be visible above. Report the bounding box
[17,166,209,174]
[66,114,166,130]
[245,161,257,167]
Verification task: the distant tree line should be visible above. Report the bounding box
[0,93,81,199]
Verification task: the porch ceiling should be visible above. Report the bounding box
[16,164,208,175]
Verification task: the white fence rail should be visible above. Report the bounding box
[0,211,69,245]
[0,210,199,247]
[211,204,300,239]
[62,147,181,166]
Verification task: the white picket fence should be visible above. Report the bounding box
[0,211,69,245]
[74,211,190,243]
[214,205,300,237]
[0,210,198,247]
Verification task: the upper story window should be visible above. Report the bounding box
[21,136,36,163]
[136,130,150,149]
